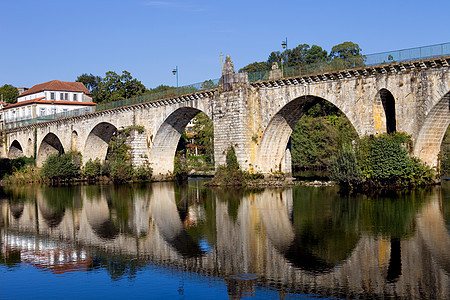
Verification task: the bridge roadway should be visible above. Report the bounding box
[0,183,448,298]
[1,56,450,177]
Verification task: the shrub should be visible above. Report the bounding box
[329,144,363,187]
[133,162,152,181]
[110,159,133,183]
[82,158,102,180]
[226,146,239,170]
[41,152,81,181]
[330,133,435,189]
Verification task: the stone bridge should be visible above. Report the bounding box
[1,56,450,177]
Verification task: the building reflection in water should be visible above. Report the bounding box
[0,182,449,298]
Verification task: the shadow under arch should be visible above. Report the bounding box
[36,133,65,167]
[257,95,358,174]
[8,140,24,159]
[149,107,208,176]
[9,203,24,219]
[83,122,117,163]
[414,91,450,168]
[71,130,79,151]
[374,88,397,134]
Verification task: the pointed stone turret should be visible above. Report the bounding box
[221,55,248,91]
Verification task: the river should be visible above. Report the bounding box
[1,180,449,299]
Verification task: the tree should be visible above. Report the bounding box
[285,44,309,67]
[0,84,19,104]
[192,112,214,164]
[76,73,102,102]
[267,51,283,69]
[97,71,147,103]
[329,41,365,68]
[305,45,328,64]
[239,61,268,74]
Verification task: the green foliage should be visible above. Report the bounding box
[207,147,245,186]
[40,152,81,181]
[106,129,133,183]
[238,61,268,73]
[267,51,283,69]
[329,41,365,68]
[226,146,239,170]
[329,144,363,187]
[192,112,214,164]
[0,84,19,104]
[0,156,36,179]
[358,133,413,184]
[76,73,102,102]
[330,133,435,189]
[82,158,102,180]
[440,126,450,176]
[133,162,152,181]
[285,43,310,66]
[97,70,147,103]
[304,45,328,64]
[201,79,219,90]
[291,103,358,168]
[329,41,362,60]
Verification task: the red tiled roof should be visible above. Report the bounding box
[19,80,90,97]
[3,97,96,109]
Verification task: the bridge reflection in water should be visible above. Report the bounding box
[0,182,449,299]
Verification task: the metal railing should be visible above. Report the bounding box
[2,42,449,131]
[247,42,450,82]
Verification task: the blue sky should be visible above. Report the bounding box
[1,0,449,89]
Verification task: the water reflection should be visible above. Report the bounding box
[1,182,449,299]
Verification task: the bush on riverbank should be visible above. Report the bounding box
[330,133,435,190]
[207,147,246,186]
[40,152,81,182]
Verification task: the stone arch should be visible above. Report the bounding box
[36,133,65,167]
[83,122,117,163]
[374,88,397,134]
[414,91,450,168]
[8,140,24,159]
[149,107,207,177]
[71,130,78,151]
[256,95,357,174]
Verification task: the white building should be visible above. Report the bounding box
[2,80,96,125]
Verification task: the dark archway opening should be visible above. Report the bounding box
[8,140,24,159]
[379,89,397,134]
[36,133,65,166]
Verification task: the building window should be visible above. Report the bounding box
[50,92,55,100]
[60,93,64,100]
[65,93,68,100]
[51,108,56,114]
[40,108,45,116]
[73,94,77,101]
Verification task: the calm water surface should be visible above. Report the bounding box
[1,180,449,299]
